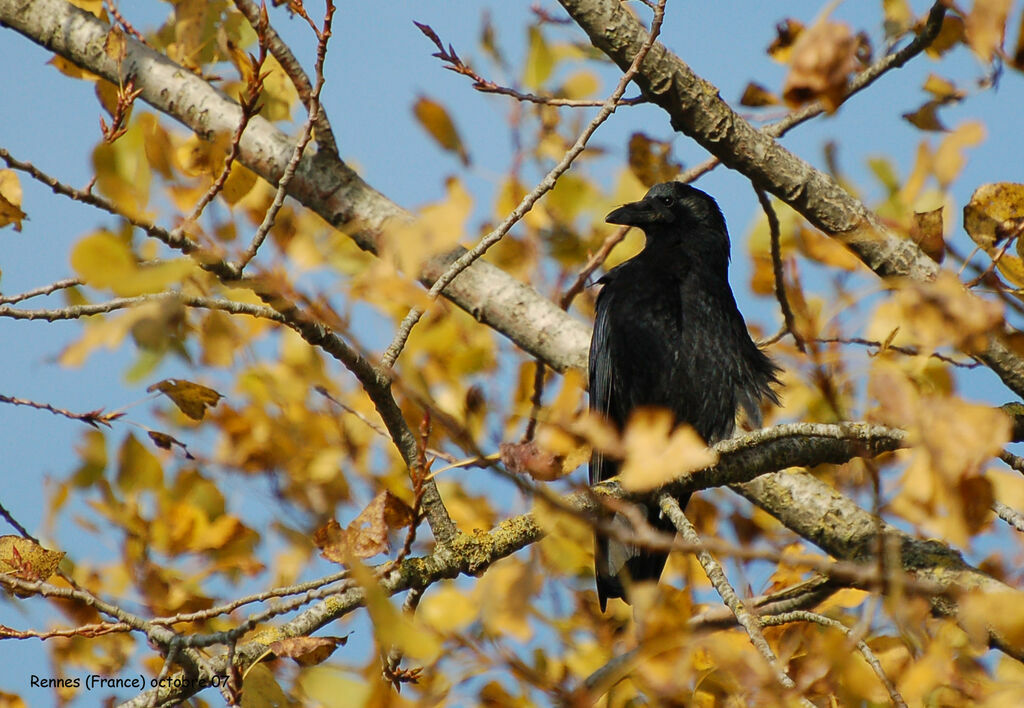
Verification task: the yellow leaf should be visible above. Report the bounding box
[933,120,985,187]
[619,408,718,493]
[523,26,554,89]
[296,669,370,708]
[412,96,469,165]
[883,0,913,37]
[926,15,967,58]
[147,379,223,420]
[346,553,441,662]
[922,73,963,100]
[66,0,104,18]
[965,0,1013,62]
[70,230,136,288]
[0,169,27,231]
[479,557,537,641]
[560,70,599,99]
[104,26,126,63]
[221,162,258,205]
[240,664,290,708]
[0,536,65,582]
[385,177,472,277]
[959,588,1024,649]
[964,182,1024,251]
[419,583,478,633]
[116,433,163,492]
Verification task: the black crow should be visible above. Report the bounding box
[589,182,780,611]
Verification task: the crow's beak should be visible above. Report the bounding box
[605,196,665,226]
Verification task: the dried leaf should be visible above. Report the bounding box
[739,82,780,107]
[627,133,682,189]
[964,182,1024,251]
[412,95,469,166]
[269,636,348,667]
[782,18,863,112]
[147,379,223,420]
[965,0,1013,62]
[147,431,194,459]
[314,491,415,561]
[500,441,564,482]
[911,207,945,262]
[902,100,948,132]
[0,536,65,582]
[0,169,26,231]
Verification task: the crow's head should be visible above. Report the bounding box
[606,182,726,231]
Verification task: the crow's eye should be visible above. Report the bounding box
[659,196,673,206]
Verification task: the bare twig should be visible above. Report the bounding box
[232,0,338,154]
[379,0,669,370]
[992,501,1024,533]
[233,0,335,273]
[414,21,646,108]
[757,187,803,351]
[0,393,124,428]
[0,278,82,305]
[658,494,809,702]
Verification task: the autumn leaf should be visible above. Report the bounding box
[964,182,1024,252]
[964,0,1012,62]
[739,82,780,107]
[269,636,348,667]
[0,169,26,231]
[147,379,223,420]
[413,95,469,166]
[500,440,564,482]
[618,408,718,493]
[782,16,864,112]
[0,536,65,582]
[910,207,945,262]
[627,133,683,188]
[314,491,415,561]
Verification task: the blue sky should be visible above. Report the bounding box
[2,0,1024,704]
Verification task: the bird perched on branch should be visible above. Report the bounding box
[589,182,780,611]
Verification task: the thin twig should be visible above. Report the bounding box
[379,0,669,371]
[232,0,338,154]
[0,293,286,323]
[0,278,82,305]
[414,21,646,108]
[815,336,982,368]
[658,494,810,703]
[0,393,124,428]
[757,187,804,351]
[233,1,335,273]
[992,501,1024,533]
